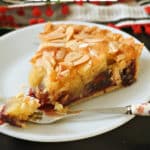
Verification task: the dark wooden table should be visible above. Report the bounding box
[0,27,150,150]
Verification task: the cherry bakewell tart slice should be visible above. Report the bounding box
[0,22,143,127]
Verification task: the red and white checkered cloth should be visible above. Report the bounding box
[0,0,150,34]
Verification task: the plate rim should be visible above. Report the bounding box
[0,115,134,142]
[0,20,149,142]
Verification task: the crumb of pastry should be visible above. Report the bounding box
[0,93,40,121]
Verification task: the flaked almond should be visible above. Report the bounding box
[55,49,66,60]
[43,51,55,57]
[43,22,52,33]
[43,52,56,68]
[79,43,95,48]
[40,42,65,49]
[39,33,65,41]
[59,62,74,67]
[73,54,90,66]
[66,26,74,41]
[83,26,97,33]
[42,59,52,70]
[73,34,93,40]
[50,39,67,43]
[83,38,103,43]
[109,42,119,53]
[79,43,89,48]
[66,40,79,50]
[64,51,82,62]
[39,26,66,41]
[56,26,66,33]
[50,43,65,47]
[59,69,70,77]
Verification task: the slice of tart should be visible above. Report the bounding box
[0,22,143,126]
[29,22,143,112]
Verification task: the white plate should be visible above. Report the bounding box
[0,21,150,142]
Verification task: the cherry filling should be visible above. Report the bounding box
[29,88,54,110]
[120,60,136,86]
[28,60,136,110]
[83,69,114,96]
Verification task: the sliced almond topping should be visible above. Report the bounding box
[43,22,52,33]
[59,62,74,67]
[43,52,56,68]
[39,26,66,41]
[39,33,65,41]
[73,55,90,66]
[109,42,119,53]
[66,26,74,41]
[73,34,93,40]
[43,51,55,57]
[41,42,65,48]
[42,59,52,70]
[66,40,79,50]
[55,49,66,60]
[59,69,70,77]
[40,42,65,48]
[64,52,82,62]
[79,43,89,48]
[56,26,66,33]
[83,38,103,43]
[50,43,65,47]
[83,26,98,33]
[50,39,67,43]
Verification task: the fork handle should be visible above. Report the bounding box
[129,102,150,116]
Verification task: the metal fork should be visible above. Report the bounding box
[28,102,150,124]
[28,110,81,124]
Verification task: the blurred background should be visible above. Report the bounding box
[0,0,149,31]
